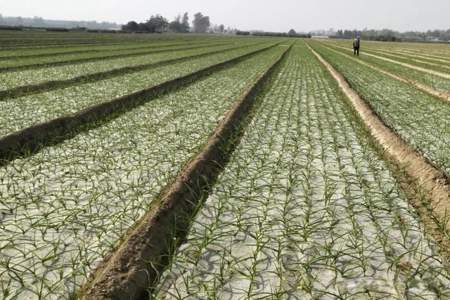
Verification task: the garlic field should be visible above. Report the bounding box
[0,31,449,300]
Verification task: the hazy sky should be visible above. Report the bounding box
[1,0,449,32]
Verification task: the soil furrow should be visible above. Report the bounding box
[80,44,291,300]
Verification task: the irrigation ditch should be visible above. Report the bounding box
[0,42,261,101]
[308,44,450,261]
[0,43,281,166]
[79,44,292,300]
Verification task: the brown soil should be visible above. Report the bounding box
[325,45,450,102]
[308,44,450,260]
[79,45,291,300]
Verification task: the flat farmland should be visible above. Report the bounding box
[0,31,449,299]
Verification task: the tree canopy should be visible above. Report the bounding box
[193,13,210,33]
[168,12,190,33]
[122,15,168,33]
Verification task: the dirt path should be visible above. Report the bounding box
[323,44,450,102]
[331,44,450,80]
[308,44,450,258]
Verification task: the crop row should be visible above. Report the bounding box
[0,42,261,91]
[360,48,450,75]
[0,36,264,60]
[324,42,450,80]
[0,43,275,139]
[0,46,285,299]
[82,44,291,299]
[358,42,450,62]
[364,48,450,69]
[385,49,450,64]
[0,32,251,50]
[0,41,231,72]
[0,39,207,60]
[310,43,450,176]
[320,42,450,97]
[327,39,450,60]
[0,42,260,100]
[324,40,450,72]
[0,40,212,63]
[153,42,450,299]
[0,32,179,49]
[0,39,130,50]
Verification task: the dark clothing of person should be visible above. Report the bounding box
[353,38,360,56]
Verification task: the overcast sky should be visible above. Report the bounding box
[1,0,449,32]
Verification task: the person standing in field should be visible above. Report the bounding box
[353,36,361,56]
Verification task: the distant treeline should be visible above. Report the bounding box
[122,12,227,34]
[0,25,121,33]
[0,14,120,30]
[237,29,311,38]
[334,29,450,42]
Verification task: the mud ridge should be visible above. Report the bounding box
[0,43,279,166]
[80,45,291,300]
[0,43,257,101]
[308,44,450,259]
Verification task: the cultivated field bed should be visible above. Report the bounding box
[326,39,450,61]
[0,44,285,299]
[0,41,231,69]
[0,42,256,91]
[153,42,450,299]
[318,41,450,96]
[310,42,450,176]
[0,43,278,137]
[0,40,211,61]
[0,31,227,49]
[0,30,449,300]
